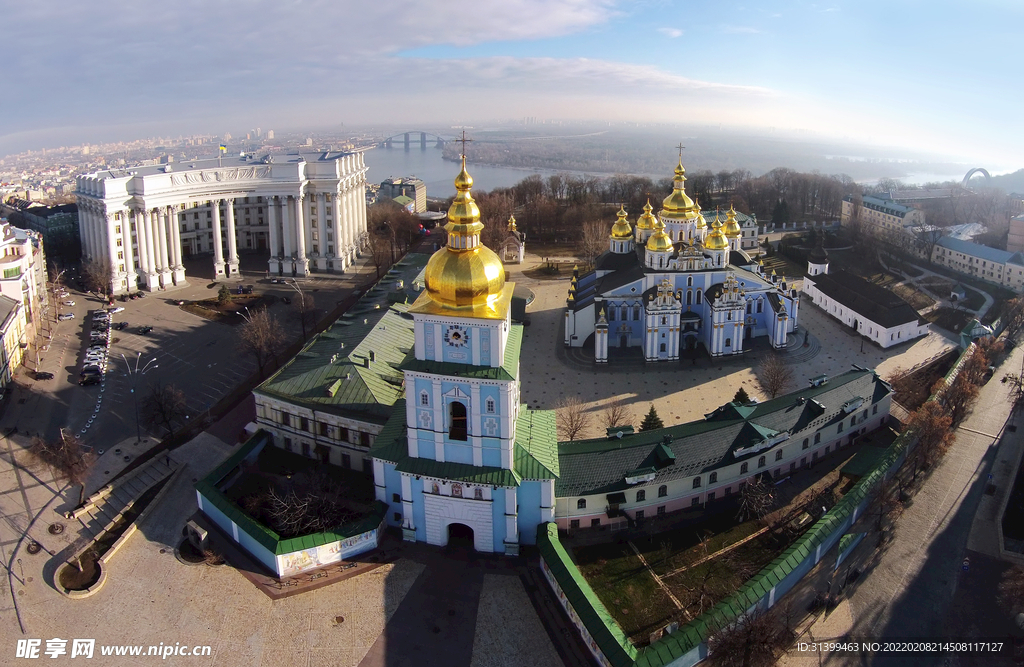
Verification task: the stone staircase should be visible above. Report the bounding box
[69,457,179,541]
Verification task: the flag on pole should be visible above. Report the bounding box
[219,144,227,153]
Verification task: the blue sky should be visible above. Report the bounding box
[1,1,1020,169]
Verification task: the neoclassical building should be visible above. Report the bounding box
[75,152,368,293]
[566,159,799,361]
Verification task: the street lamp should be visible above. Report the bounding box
[122,353,159,444]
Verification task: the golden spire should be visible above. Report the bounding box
[610,205,633,240]
[661,156,700,220]
[635,199,657,230]
[723,204,742,238]
[507,214,517,232]
[704,211,729,250]
[419,155,507,310]
[646,215,674,252]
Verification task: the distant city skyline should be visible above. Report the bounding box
[2,1,1020,171]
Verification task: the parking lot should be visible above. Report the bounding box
[12,251,383,449]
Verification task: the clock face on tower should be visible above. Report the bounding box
[444,325,469,348]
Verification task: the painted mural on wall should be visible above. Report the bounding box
[276,519,385,577]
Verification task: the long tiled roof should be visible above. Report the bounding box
[936,236,1024,265]
[253,253,430,424]
[555,369,889,497]
[806,269,923,328]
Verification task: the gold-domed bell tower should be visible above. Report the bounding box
[645,214,674,270]
[723,205,743,251]
[635,199,657,245]
[412,156,514,320]
[660,159,702,243]
[704,210,730,268]
[609,205,634,254]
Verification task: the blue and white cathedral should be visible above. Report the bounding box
[566,159,800,361]
[370,157,558,554]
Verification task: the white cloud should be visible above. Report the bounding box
[658,27,683,38]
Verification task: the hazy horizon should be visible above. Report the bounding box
[2,1,1020,172]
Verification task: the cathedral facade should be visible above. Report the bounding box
[565,160,800,361]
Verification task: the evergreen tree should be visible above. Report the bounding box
[733,387,751,404]
[771,199,790,225]
[639,404,664,431]
[217,284,232,304]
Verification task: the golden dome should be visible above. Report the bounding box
[422,156,506,309]
[636,199,657,230]
[661,159,700,220]
[723,205,742,238]
[507,215,517,232]
[610,205,633,240]
[646,218,674,252]
[704,212,729,250]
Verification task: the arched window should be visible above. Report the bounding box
[686,290,692,305]
[709,472,717,483]
[746,302,752,314]
[660,343,666,352]
[696,290,703,304]
[451,483,463,498]
[420,391,429,407]
[692,477,701,489]
[775,449,783,461]
[725,338,731,347]
[728,311,732,321]
[577,498,586,510]
[687,276,693,287]
[633,306,640,320]
[449,401,468,441]
[838,421,844,433]
[636,490,646,502]
[658,485,667,497]
[740,462,748,474]
[757,299,763,313]
[661,316,667,325]
[758,456,766,468]
[485,398,495,413]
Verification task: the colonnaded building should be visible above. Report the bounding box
[565,159,800,361]
[241,155,894,556]
[75,151,368,294]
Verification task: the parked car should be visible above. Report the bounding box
[79,375,101,386]
[34,371,54,381]
[62,300,75,306]
[245,285,254,294]
[114,322,129,330]
[58,313,75,321]
[270,278,281,284]
[107,306,125,314]
[138,326,154,334]
[87,346,107,354]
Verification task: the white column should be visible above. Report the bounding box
[225,197,239,276]
[330,192,342,271]
[267,196,281,275]
[212,199,225,277]
[134,210,148,281]
[121,211,136,291]
[293,194,309,276]
[281,196,293,262]
[142,209,159,289]
[169,205,186,284]
[157,208,172,284]
[316,192,327,270]
[357,180,367,255]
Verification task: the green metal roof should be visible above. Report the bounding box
[396,457,521,487]
[514,407,559,480]
[254,254,430,424]
[400,324,523,381]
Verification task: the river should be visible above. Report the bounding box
[363,145,561,198]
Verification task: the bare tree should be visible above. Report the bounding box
[262,469,359,537]
[556,396,591,441]
[367,230,394,279]
[705,606,793,667]
[935,372,979,425]
[238,307,286,379]
[141,382,191,438]
[81,257,112,297]
[1001,297,1024,342]
[906,401,955,479]
[736,476,776,524]
[576,218,607,269]
[600,403,633,430]
[28,431,94,487]
[757,353,793,399]
[291,292,317,341]
[867,475,904,536]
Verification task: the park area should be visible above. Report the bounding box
[568,434,897,645]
